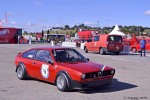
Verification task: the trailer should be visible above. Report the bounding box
[0,27,22,44]
[44,34,66,43]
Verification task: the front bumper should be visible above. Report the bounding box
[72,78,112,90]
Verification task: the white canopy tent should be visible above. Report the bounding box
[108,24,126,36]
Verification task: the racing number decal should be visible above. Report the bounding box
[41,64,49,79]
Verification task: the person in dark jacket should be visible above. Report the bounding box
[140,37,146,57]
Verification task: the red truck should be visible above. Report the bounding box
[126,35,150,53]
[77,30,99,41]
[84,34,123,55]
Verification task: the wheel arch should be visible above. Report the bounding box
[131,47,137,53]
[99,47,106,55]
[16,62,26,72]
[16,62,29,80]
[55,70,73,89]
[99,47,102,49]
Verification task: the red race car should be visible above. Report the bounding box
[15,46,115,92]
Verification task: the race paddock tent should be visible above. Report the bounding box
[108,24,126,36]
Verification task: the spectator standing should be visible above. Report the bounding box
[36,36,38,43]
[140,37,146,57]
[28,35,32,44]
[18,35,20,44]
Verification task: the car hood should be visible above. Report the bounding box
[58,62,112,73]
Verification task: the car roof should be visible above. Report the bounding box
[31,46,71,50]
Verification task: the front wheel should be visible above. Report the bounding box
[84,47,88,53]
[56,73,70,92]
[16,63,28,80]
[115,52,120,55]
[131,47,137,53]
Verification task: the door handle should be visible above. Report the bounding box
[32,62,36,64]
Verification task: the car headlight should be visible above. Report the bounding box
[81,74,86,79]
[111,70,115,75]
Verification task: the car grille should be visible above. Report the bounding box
[85,70,114,79]
[102,70,112,76]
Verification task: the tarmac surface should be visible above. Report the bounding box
[0,44,149,100]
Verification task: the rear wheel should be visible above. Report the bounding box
[99,48,106,55]
[131,47,137,53]
[56,73,70,92]
[16,63,28,80]
[115,52,120,55]
[84,47,88,53]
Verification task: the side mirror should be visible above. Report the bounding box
[46,59,54,65]
[87,39,92,42]
[87,58,90,61]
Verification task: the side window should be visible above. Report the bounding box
[35,50,52,62]
[115,36,122,42]
[108,36,114,41]
[22,49,36,59]
[67,49,79,59]
[94,36,100,41]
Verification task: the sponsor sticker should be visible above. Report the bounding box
[0,29,10,36]
[41,64,49,79]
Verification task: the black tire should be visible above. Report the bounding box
[16,63,28,80]
[131,47,137,53]
[84,47,88,53]
[99,48,105,55]
[56,73,70,92]
[115,52,120,55]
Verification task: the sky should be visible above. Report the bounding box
[0,0,150,32]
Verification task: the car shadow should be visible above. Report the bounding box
[25,78,137,93]
[33,78,55,85]
[78,78,138,94]
[112,53,140,56]
[105,53,140,56]
[93,52,140,56]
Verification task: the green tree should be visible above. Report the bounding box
[42,30,44,37]
[23,31,28,35]
[121,28,129,34]
[47,29,50,34]
[70,31,75,37]
[73,25,78,32]
[64,25,70,30]
[79,24,85,29]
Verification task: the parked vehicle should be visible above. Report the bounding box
[15,47,115,92]
[124,35,150,53]
[84,34,123,55]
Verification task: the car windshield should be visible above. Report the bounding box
[52,49,87,63]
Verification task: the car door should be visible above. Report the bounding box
[21,49,37,78]
[85,38,93,51]
[92,36,100,51]
[33,49,55,82]
[107,35,123,51]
